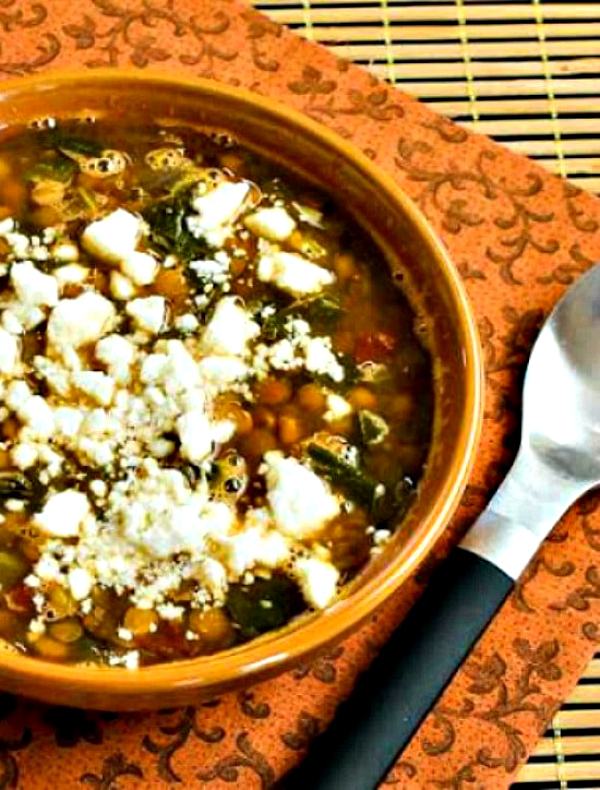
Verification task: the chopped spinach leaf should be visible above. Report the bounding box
[356,409,389,446]
[143,188,211,261]
[47,131,103,157]
[24,155,76,183]
[260,295,345,343]
[307,443,385,513]
[226,574,304,639]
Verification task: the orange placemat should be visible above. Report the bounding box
[1,2,600,788]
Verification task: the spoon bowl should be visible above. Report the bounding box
[525,263,600,485]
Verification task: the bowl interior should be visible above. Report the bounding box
[0,72,482,709]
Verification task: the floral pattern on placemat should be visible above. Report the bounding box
[0,1,600,787]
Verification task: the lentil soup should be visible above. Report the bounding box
[0,119,433,668]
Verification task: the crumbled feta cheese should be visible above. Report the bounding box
[48,292,117,353]
[8,302,45,332]
[68,568,93,601]
[121,251,158,286]
[244,207,296,241]
[200,297,259,358]
[52,264,89,288]
[292,202,324,228]
[89,479,108,498]
[373,528,391,546]
[33,356,72,396]
[148,437,175,458]
[197,356,249,386]
[0,327,19,375]
[10,261,59,307]
[324,392,352,423]
[34,490,90,538]
[253,320,344,383]
[35,555,61,582]
[18,395,55,437]
[95,334,136,384]
[110,271,136,301]
[53,407,84,438]
[219,526,290,577]
[176,409,212,462]
[52,241,79,262]
[263,451,340,538]
[303,337,345,383]
[73,371,115,406]
[189,258,229,285]
[257,250,334,296]
[294,557,339,609]
[82,209,141,263]
[11,442,38,469]
[1,310,23,335]
[29,618,46,635]
[187,181,250,240]
[156,603,184,621]
[5,380,31,411]
[174,313,199,333]
[108,650,139,670]
[126,296,166,334]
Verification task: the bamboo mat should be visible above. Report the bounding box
[253,2,600,787]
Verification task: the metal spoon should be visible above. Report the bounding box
[280,263,600,790]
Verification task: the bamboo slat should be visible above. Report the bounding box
[518,761,600,783]
[534,735,600,757]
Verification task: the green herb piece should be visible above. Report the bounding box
[260,295,344,342]
[357,409,389,446]
[24,155,76,183]
[304,295,344,328]
[77,186,97,212]
[46,130,103,157]
[226,574,305,639]
[0,473,33,501]
[143,187,211,261]
[307,443,385,512]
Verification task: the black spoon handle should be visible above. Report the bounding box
[278,547,513,790]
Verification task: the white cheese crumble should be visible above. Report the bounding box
[68,567,93,601]
[82,209,142,263]
[324,393,353,423]
[294,557,339,609]
[110,271,136,301]
[253,317,344,383]
[257,250,335,297]
[53,264,89,288]
[95,335,136,384]
[0,328,20,375]
[47,292,117,355]
[244,207,296,241]
[187,181,250,244]
[73,371,115,406]
[176,409,212,463]
[11,261,59,307]
[121,251,158,286]
[34,490,90,538]
[126,296,166,334]
[262,451,340,539]
[200,297,259,358]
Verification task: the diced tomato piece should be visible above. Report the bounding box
[354,330,398,363]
